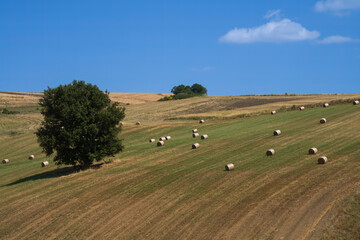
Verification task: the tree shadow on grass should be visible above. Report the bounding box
[5,163,104,186]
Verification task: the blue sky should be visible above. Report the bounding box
[0,0,359,95]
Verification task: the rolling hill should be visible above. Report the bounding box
[1,92,360,239]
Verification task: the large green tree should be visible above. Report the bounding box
[36,80,125,168]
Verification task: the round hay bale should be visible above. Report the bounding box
[135,121,141,125]
[193,133,200,138]
[159,137,166,141]
[266,149,275,156]
[320,118,327,124]
[308,147,318,154]
[318,156,328,164]
[119,122,124,126]
[165,136,171,140]
[225,163,234,171]
[41,161,49,167]
[354,100,359,105]
[2,159,9,164]
[192,129,198,133]
[201,134,208,139]
[299,106,305,111]
[199,119,205,124]
[323,103,329,108]
[273,130,281,136]
[192,143,200,149]
[149,139,155,143]
[271,111,276,115]
[157,141,164,146]
[28,155,35,160]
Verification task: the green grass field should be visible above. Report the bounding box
[1,95,360,239]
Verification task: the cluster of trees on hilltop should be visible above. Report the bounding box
[159,83,207,101]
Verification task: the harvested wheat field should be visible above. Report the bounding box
[1,93,360,240]
[0,91,42,108]
[109,92,171,105]
[122,93,360,122]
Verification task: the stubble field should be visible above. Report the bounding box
[0,92,360,239]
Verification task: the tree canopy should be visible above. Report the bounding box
[36,80,125,167]
[160,83,207,101]
[191,83,207,95]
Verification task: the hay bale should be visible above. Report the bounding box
[41,161,49,167]
[199,119,205,124]
[320,118,327,124]
[28,155,35,160]
[323,103,329,108]
[119,122,124,126]
[157,141,164,146]
[192,129,198,133]
[159,137,166,141]
[354,100,359,105]
[273,130,281,136]
[318,156,328,164]
[308,147,318,154]
[149,139,155,143]
[2,159,9,164]
[225,163,234,171]
[201,134,208,139]
[193,133,200,138]
[271,111,276,115]
[192,143,200,149]
[266,149,275,156]
[299,106,305,110]
[136,121,141,125]
[165,136,171,140]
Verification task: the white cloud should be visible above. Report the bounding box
[318,35,358,43]
[264,9,281,19]
[219,19,320,44]
[315,0,360,12]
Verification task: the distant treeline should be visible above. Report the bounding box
[159,83,207,101]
